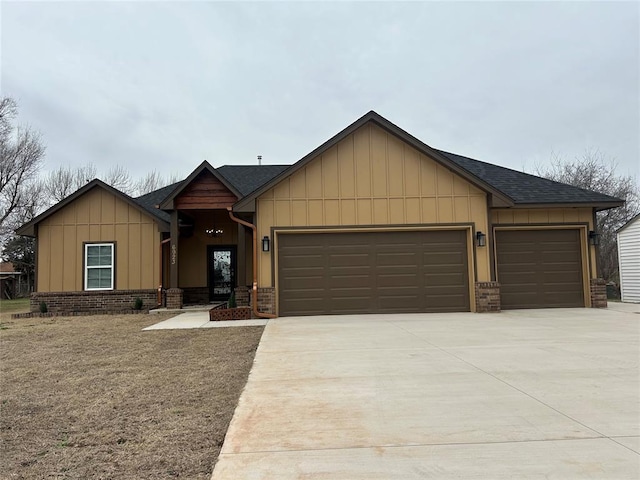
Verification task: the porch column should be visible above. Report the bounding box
[237,222,246,287]
[170,210,179,288]
[167,210,183,309]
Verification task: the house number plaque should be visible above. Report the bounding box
[171,244,177,265]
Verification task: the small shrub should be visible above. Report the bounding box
[133,297,143,310]
[227,291,237,309]
[39,302,48,313]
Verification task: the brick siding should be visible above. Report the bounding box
[30,290,158,314]
[475,282,501,313]
[234,287,250,307]
[166,288,183,309]
[590,278,607,308]
[255,287,276,315]
[182,287,209,305]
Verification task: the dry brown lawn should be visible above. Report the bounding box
[0,309,263,479]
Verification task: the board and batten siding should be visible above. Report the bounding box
[36,187,161,292]
[256,123,489,287]
[617,216,640,303]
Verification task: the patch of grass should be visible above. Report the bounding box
[0,297,30,316]
[0,313,263,479]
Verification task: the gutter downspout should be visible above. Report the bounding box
[227,207,277,319]
[158,237,171,306]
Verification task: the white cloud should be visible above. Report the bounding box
[2,1,638,182]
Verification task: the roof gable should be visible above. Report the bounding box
[233,111,514,212]
[16,180,170,237]
[233,111,624,212]
[159,161,242,210]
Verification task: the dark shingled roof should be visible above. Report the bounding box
[216,165,290,196]
[437,150,623,206]
[132,166,290,217]
[134,182,181,223]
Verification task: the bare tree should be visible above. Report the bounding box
[0,97,45,241]
[104,164,134,195]
[133,170,182,196]
[43,164,97,203]
[536,150,640,282]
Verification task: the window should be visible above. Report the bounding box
[85,243,114,290]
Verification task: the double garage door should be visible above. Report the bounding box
[495,229,585,309]
[277,230,470,317]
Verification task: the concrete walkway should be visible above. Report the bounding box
[143,311,268,330]
[212,308,640,479]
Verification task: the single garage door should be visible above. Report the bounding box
[277,230,470,316]
[495,229,585,309]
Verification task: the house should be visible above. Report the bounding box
[0,262,22,299]
[17,111,623,315]
[617,214,640,303]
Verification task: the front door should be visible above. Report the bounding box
[207,246,237,302]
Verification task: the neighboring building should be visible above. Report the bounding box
[17,111,623,315]
[0,262,22,300]
[617,214,640,303]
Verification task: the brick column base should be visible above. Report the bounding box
[249,287,276,315]
[475,282,501,313]
[590,278,607,308]
[166,288,183,309]
[234,286,250,307]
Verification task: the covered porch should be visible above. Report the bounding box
[158,162,255,309]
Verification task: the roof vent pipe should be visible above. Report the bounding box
[257,155,262,165]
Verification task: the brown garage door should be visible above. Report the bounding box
[277,230,470,316]
[495,229,584,309]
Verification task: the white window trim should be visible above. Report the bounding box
[84,243,114,291]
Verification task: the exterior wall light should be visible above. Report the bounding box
[588,230,600,246]
[476,231,486,247]
[262,236,270,252]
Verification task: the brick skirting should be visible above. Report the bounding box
[232,286,276,316]
[255,287,276,315]
[182,287,209,305]
[475,282,501,313]
[166,288,183,309]
[590,278,607,308]
[30,290,158,314]
[234,287,250,307]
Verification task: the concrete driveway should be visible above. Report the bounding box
[212,307,640,479]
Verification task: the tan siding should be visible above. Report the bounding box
[36,187,161,292]
[491,208,593,229]
[338,139,355,197]
[257,123,489,286]
[62,226,76,291]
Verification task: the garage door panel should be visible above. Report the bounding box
[423,272,467,286]
[377,274,420,287]
[327,276,371,289]
[278,230,470,316]
[328,254,370,267]
[496,229,584,309]
[376,252,418,266]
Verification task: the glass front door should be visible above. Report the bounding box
[207,246,236,302]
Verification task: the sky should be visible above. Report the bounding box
[2,1,639,186]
